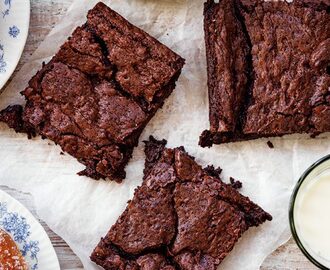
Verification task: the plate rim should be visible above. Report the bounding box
[0,0,31,90]
[0,188,60,270]
[289,154,330,270]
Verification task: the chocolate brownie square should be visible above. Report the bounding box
[90,137,272,270]
[0,2,185,181]
[200,0,330,147]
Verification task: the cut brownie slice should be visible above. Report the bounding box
[0,2,185,181]
[90,136,272,270]
[200,0,330,147]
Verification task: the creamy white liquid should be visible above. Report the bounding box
[294,168,330,268]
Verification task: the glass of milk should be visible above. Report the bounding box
[290,154,330,269]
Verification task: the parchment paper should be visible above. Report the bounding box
[0,0,329,269]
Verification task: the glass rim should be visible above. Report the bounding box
[289,154,330,270]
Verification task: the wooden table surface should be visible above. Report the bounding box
[2,1,317,269]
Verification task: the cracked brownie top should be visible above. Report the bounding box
[0,2,185,181]
[90,137,272,270]
[200,0,330,147]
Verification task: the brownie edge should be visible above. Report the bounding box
[200,0,250,147]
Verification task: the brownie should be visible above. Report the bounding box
[0,2,185,181]
[200,0,330,147]
[90,136,272,270]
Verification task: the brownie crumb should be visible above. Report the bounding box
[204,165,222,179]
[230,177,243,189]
[267,141,274,149]
[310,132,321,138]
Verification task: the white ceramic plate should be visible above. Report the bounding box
[0,189,60,270]
[0,0,30,90]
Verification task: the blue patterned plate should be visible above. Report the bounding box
[0,189,60,270]
[0,0,30,90]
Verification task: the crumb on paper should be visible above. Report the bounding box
[230,177,243,189]
[204,165,222,179]
[267,141,274,149]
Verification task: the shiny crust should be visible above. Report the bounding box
[0,2,184,181]
[200,0,330,147]
[91,137,272,270]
